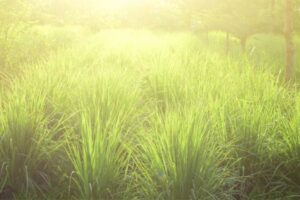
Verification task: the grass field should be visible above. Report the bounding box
[0,28,300,199]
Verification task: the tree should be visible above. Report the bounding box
[284,0,295,81]
[207,0,276,52]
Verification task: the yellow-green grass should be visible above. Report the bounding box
[0,29,300,199]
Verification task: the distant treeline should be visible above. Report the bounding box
[0,0,299,79]
[1,1,299,31]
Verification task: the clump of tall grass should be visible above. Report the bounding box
[0,88,67,198]
[0,29,299,199]
[135,106,234,200]
[138,40,297,198]
[65,70,142,199]
[274,93,300,197]
[0,24,86,82]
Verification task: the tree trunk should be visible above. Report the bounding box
[240,38,247,53]
[284,0,295,81]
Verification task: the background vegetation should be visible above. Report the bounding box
[0,0,300,199]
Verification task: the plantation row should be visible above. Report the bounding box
[0,30,300,199]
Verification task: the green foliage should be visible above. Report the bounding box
[136,108,233,199]
[0,82,67,198]
[0,25,86,86]
[0,30,299,199]
[0,0,300,199]
[66,70,141,199]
